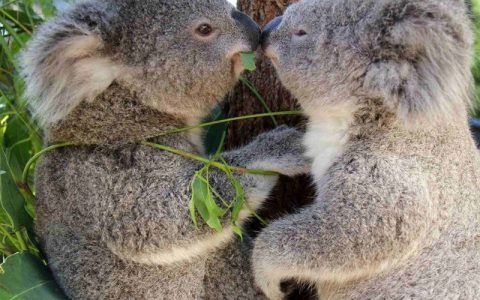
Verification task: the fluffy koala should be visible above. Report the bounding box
[21,0,308,299]
[255,0,480,299]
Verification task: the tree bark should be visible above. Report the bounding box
[223,0,316,225]
[223,1,317,299]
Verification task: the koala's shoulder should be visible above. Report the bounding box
[323,152,428,202]
[36,143,196,200]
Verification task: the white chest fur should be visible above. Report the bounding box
[303,105,355,182]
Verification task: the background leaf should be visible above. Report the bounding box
[203,105,228,155]
[0,137,31,232]
[0,253,67,300]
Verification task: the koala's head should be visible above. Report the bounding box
[261,0,473,125]
[22,0,260,129]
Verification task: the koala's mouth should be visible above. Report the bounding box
[231,53,245,78]
[263,46,279,68]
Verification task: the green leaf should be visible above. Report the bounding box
[203,105,228,155]
[240,52,256,71]
[231,222,243,240]
[40,0,56,18]
[0,138,31,231]
[188,198,198,227]
[4,116,33,174]
[191,174,211,227]
[190,170,227,232]
[0,253,67,300]
[229,175,245,223]
[198,173,225,232]
[219,157,247,237]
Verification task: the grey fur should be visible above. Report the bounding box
[21,0,309,299]
[204,236,266,299]
[255,0,480,299]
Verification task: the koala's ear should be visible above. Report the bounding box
[21,2,121,127]
[362,0,473,125]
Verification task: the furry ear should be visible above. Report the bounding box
[21,2,121,127]
[362,0,473,125]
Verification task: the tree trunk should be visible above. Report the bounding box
[224,0,315,227]
[224,0,316,224]
[222,1,317,299]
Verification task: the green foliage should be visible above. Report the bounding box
[0,0,479,297]
[240,51,257,71]
[0,1,68,298]
[472,0,480,117]
[203,105,228,155]
[0,252,66,300]
[0,1,49,259]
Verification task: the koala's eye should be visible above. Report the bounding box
[196,24,214,37]
[294,29,308,37]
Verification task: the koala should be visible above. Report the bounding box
[21,0,309,299]
[254,0,480,299]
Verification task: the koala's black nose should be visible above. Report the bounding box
[232,10,261,50]
[261,16,283,48]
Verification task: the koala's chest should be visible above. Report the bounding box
[304,125,349,182]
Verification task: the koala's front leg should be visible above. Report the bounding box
[101,127,308,265]
[215,126,310,212]
[204,235,268,300]
[229,125,310,177]
[252,162,435,300]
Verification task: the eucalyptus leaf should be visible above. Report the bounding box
[240,52,256,71]
[188,198,198,227]
[0,253,67,300]
[41,0,56,17]
[193,173,225,232]
[203,105,228,155]
[231,223,243,240]
[0,138,31,231]
[226,168,245,224]
[4,116,33,174]
[191,174,212,228]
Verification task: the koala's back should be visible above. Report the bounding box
[334,232,480,300]
[39,228,205,300]
[34,142,206,299]
[330,123,480,299]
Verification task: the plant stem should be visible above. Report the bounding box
[0,225,20,251]
[22,142,74,185]
[15,230,27,252]
[163,111,302,136]
[239,76,278,126]
[20,112,300,195]
[141,141,279,176]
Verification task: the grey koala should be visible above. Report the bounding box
[255,0,480,299]
[20,0,309,299]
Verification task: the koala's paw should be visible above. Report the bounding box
[249,126,311,177]
[252,248,285,300]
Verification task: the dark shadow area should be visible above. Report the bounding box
[281,280,318,300]
[471,119,480,147]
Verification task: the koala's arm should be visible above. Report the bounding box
[91,127,308,265]
[211,126,309,208]
[252,157,435,300]
[204,235,268,300]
